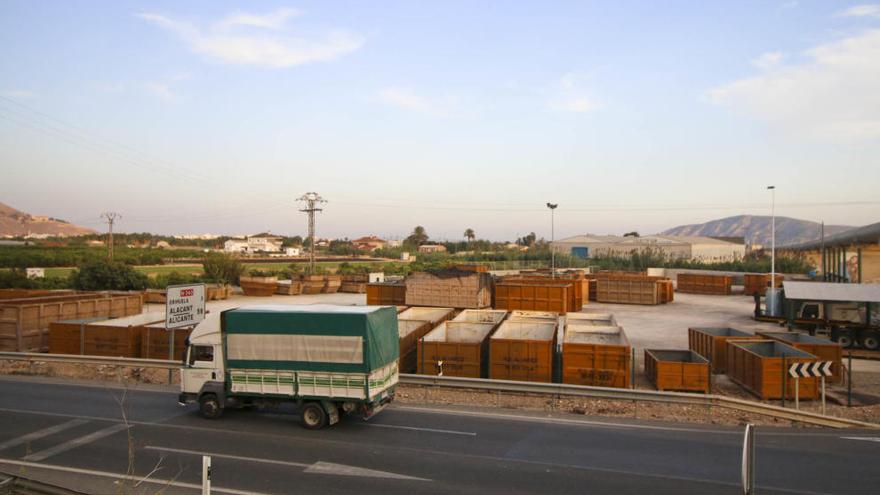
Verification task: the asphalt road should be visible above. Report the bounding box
[0,376,877,495]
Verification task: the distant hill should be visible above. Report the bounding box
[0,201,97,237]
[662,215,853,246]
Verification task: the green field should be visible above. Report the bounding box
[31,261,382,279]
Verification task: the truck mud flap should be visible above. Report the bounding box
[362,394,394,421]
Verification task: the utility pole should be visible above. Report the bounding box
[546,203,558,278]
[297,192,326,274]
[767,186,776,282]
[100,212,121,262]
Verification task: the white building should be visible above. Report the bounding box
[247,233,283,253]
[284,247,301,256]
[223,239,249,253]
[551,234,745,262]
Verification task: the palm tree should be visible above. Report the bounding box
[406,226,429,245]
[464,228,475,243]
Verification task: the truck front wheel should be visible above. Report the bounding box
[301,402,328,430]
[199,394,223,419]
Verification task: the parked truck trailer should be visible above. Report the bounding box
[178,304,399,429]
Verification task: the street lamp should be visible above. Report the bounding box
[547,203,558,278]
[768,186,776,283]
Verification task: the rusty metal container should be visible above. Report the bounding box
[644,349,710,393]
[452,309,507,324]
[366,282,406,305]
[494,282,569,313]
[596,278,661,305]
[48,312,164,357]
[755,331,843,384]
[321,275,342,294]
[489,320,557,382]
[676,274,733,295]
[562,317,631,388]
[688,327,756,374]
[417,320,499,377]
[141,323,192,360]
[501,274,584,311]
[743,274,784,296]
[726,340,820,400]
[397,307,455,372]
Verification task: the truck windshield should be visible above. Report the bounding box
[189,345,214,365]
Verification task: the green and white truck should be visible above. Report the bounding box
[178,304,399,429]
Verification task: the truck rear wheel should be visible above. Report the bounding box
[861,332,880,351]
[199,394,223,419]
[301,402,328,430]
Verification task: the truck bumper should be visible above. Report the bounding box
[178,392,197,406]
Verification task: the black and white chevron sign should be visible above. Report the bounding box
[788,361,833,378]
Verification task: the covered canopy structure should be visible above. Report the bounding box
[780,221,880,283]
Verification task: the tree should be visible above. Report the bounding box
[516,232,537,247]
[202,252,244,285]
[405,226,429,246]
[69,260,149,291]
[623,231,640,237]
[464,228,475,243]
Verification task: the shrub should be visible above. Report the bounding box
[202,253,243,285]
[69,260,149,291]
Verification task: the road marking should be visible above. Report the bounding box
[146,446,309,468]
[0,419,88,451]
[146,446,430,481]
[23,423,129,461]
[841,436,880,443]
[392,405,739,434]
[0,458,269,495]
[304,461,428,480]
[361,423,477,436]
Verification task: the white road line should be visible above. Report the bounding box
[146,446,310,468]
[0,458,269,495]
[23,423,129,462]
[361,423,477,436]
[392,405,738,434]
[0,419,88,451]
[146,446,430,481]
[841,436,880,443]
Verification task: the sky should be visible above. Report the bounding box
[1,0,879,241]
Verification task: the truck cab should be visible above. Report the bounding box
[178,305,399,429]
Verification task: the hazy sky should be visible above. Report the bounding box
[1,1,879,241]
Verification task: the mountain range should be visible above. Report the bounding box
[0,201,96,237]
[661,215,853,246]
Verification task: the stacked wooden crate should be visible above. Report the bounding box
[0,292,144,352]
[743,274,784,296]
[405,270,492,309]
[676,274,733,295]
[340,274,369,293]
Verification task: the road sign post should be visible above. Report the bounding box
[789,361,834,413]
[742,423,755,495]
[165,284,206,382]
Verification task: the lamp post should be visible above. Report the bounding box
[768,186,776,282]
[547,203,558,278]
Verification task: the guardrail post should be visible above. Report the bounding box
[847,351,852,407]
[202,455,211,495]
[781,357,786,408]
[742,424,755,495]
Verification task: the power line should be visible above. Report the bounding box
[297,192,326,273]
[100,212,121,261]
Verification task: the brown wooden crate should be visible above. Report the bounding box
[645,349,710,393]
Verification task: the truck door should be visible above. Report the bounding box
[181,344,219,394]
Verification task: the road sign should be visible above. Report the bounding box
[165,284,206,329]
[788,362,833,378]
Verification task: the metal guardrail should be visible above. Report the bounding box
[400,374,879,429]
[0,352,179,369]
[0,352,875,429]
